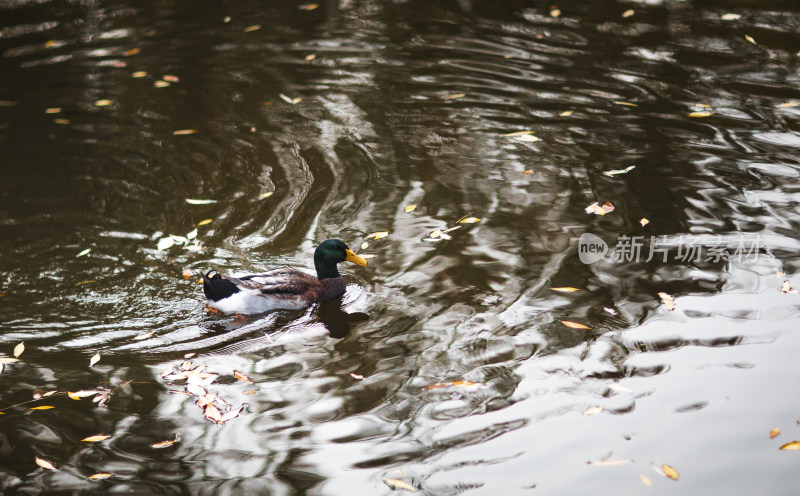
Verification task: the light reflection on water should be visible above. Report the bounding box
[1,0,800,494]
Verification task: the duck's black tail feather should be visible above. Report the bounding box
[201,270,240,302]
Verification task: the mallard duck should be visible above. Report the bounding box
[201,239,368,315]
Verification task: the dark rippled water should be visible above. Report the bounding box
[2,0,800,494]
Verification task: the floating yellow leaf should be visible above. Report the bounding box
[132,71,147,78]
[243,390,258,394]
[688,111,713,118]
[640,218,650,227]
[258,192,274,200]
[151,435,178,448]
[550,8,561,17]
[591,459,630,466]
[404,204,417,213]
[182,269,192,280]
[657,292,675,311]
[561,321,591,330]
[779,440,800,450]
[744,34,756,44]
[622,9,634,18]
[459,217,481,224]
[45,107,61,114]
[447,93,465,99]
[233,370,254,384]
[778,102,800,108]
[53,118,70,124]
[13,342,24,358]
[560,110,574,116]
[162,75,180,83]
[244,25,261,32]
[614,101,638,107]
[721,13,741,21]
[76,280,96,286]
[198,219,213,226]
[585,202,614,215]
[154,80,170,88]
[662,464,679,480]
[185,199,216,205]
[523,170,534,175]
[35,457,57,470]
[640,474,652,486]
[30,406,54,410]
[384,478,417,492]
[94,99,113,107]
[304,54,317,61]
[124,48,140,56]
[76,248,91,257]
[551,287,580,293]
[770,427,781,439]
[367,231,390,240]
[513,134,541,143]
[89,473,113,480]
[173,129,197,135]
[89,352,101,367]
[299,3,319,10]
[583,406,604,415]
[501,131,536,137]
[279,94,301,105]
[45,40,57,48]
[82,435,111,442]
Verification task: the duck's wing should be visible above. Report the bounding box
[227,269,315,296]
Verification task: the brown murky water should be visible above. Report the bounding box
[2,0,800,494]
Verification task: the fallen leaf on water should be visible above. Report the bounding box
[523,170,534,175]
[35,457,57,471]
[744,34,756,44]
[640,474,652,486]
[590,459,630,466]
[779,440,800,450]
[551,287,580,293]
[561,321,591,330]
[657,292,675,311]
[447,93,465,99]
[77,248,91,257]
[157,237,175,251]
[688,111,713,118]
[602,165,636,177]
[154,80,170,88]
[182,269,192,280]
[662,464,679,480]
[258,192,274,199]
[243,390,257,394]
[233,370,254,384]
[244,25,261,32]
[560,110,574,116]
[778,102,800,108]
[185,199,216,205]
[404,204,417,213]
[622,9,634,18]
[218,404,246,424]
[459,217,481,224]
[76,280,95,286]
[304,54,316,61]
[89,352,101,367]
[30,406,54,410]
[82,435,111,442]
[151,435,179,449]
[502,131,536,137]
[384,478,417,492]
[350,373,364,380]
[13,342,24,358]
[53,118,71,124]
[88,473,113,480]
[299,3,319,10]
[614,101,638,107]
[204,403,223,423]
[779,280,794,293]
[513,134,541,143]
[173,129,197,135]
[162,75,180,83]
[640,218,650,227]
[585,201,615,215]
[124,48,140,56]
[95,99,113,107]
[198,219,213,226]
[367,231,390,240]
[68,390,100,400]
[279,94,301,105]
[770,427,781,439]
[132,71,147,78]
[721,13,741,21]
[583,406,604,415]
[424,380,482,390]
[0,357,20,364]
[45,107,61,114]
[550,8,561,18]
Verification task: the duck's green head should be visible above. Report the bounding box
[314,239,367,279]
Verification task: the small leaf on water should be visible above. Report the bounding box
[585,201,614,216]
[157,237,175,251]
[0,357,20,364]
[459,217,481,224]
[384,478,417,492]
[614,101,637,107]
[350,373,364,380]
[82,435,111,442]
[424,380,482,390]
[173,129,197,136]
[45,107,61,114]
[218,404,246,424]
[657,292,675,311]
[501,131,536,137]
[640,218,650,227]
[204,403,222,423]
[549,8,561,18]
[53,119,70,124]
[76,248,91,257]
[513,134,541,143]
[590,459,630,466]
[429,229,442,239]
[602,165,636,177]
[640,474,652,486]
[404,204,417,213]
[198,219,213,226]
[721,13,741,21]
[779,280,793,293]
[368,231,390,240]
[185,199,216,205]
[162,75,180,83]
[244,25,261,32]
[134,331,155,340]
[30,406,55,410]
[661,464,679,480]
[583,406,604,415]
[132,71,147,78]
[233,370,254,384]
[258,192,274,199]
[551,287,580,293]
[744,34,756,44]
[560,110,574,116]
[447,93,465,99]
[95,99,113,107]
[561,321,591,330]
[279,94,301,105]
[304,54,317,61]
[778,102,800,108]
[523,170,534,175]
[124,48,140,56]
[76,280,95,286]
[68,390,100,400]
[89,473,113,480]
[243,390,258,394]
[779,440,800,450]
[89,352,101,367]
[622,9,634,18]
[299,3,319,11]
[35,457,57,471]
[182,269,192,280]
[770,427,781,439]
[186,228,198,240]
[154,80,170,88]
[13,342,24,358]
[151,435,179,449]
[688,111,713,118]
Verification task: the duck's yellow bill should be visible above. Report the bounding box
[345,249,368,266]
